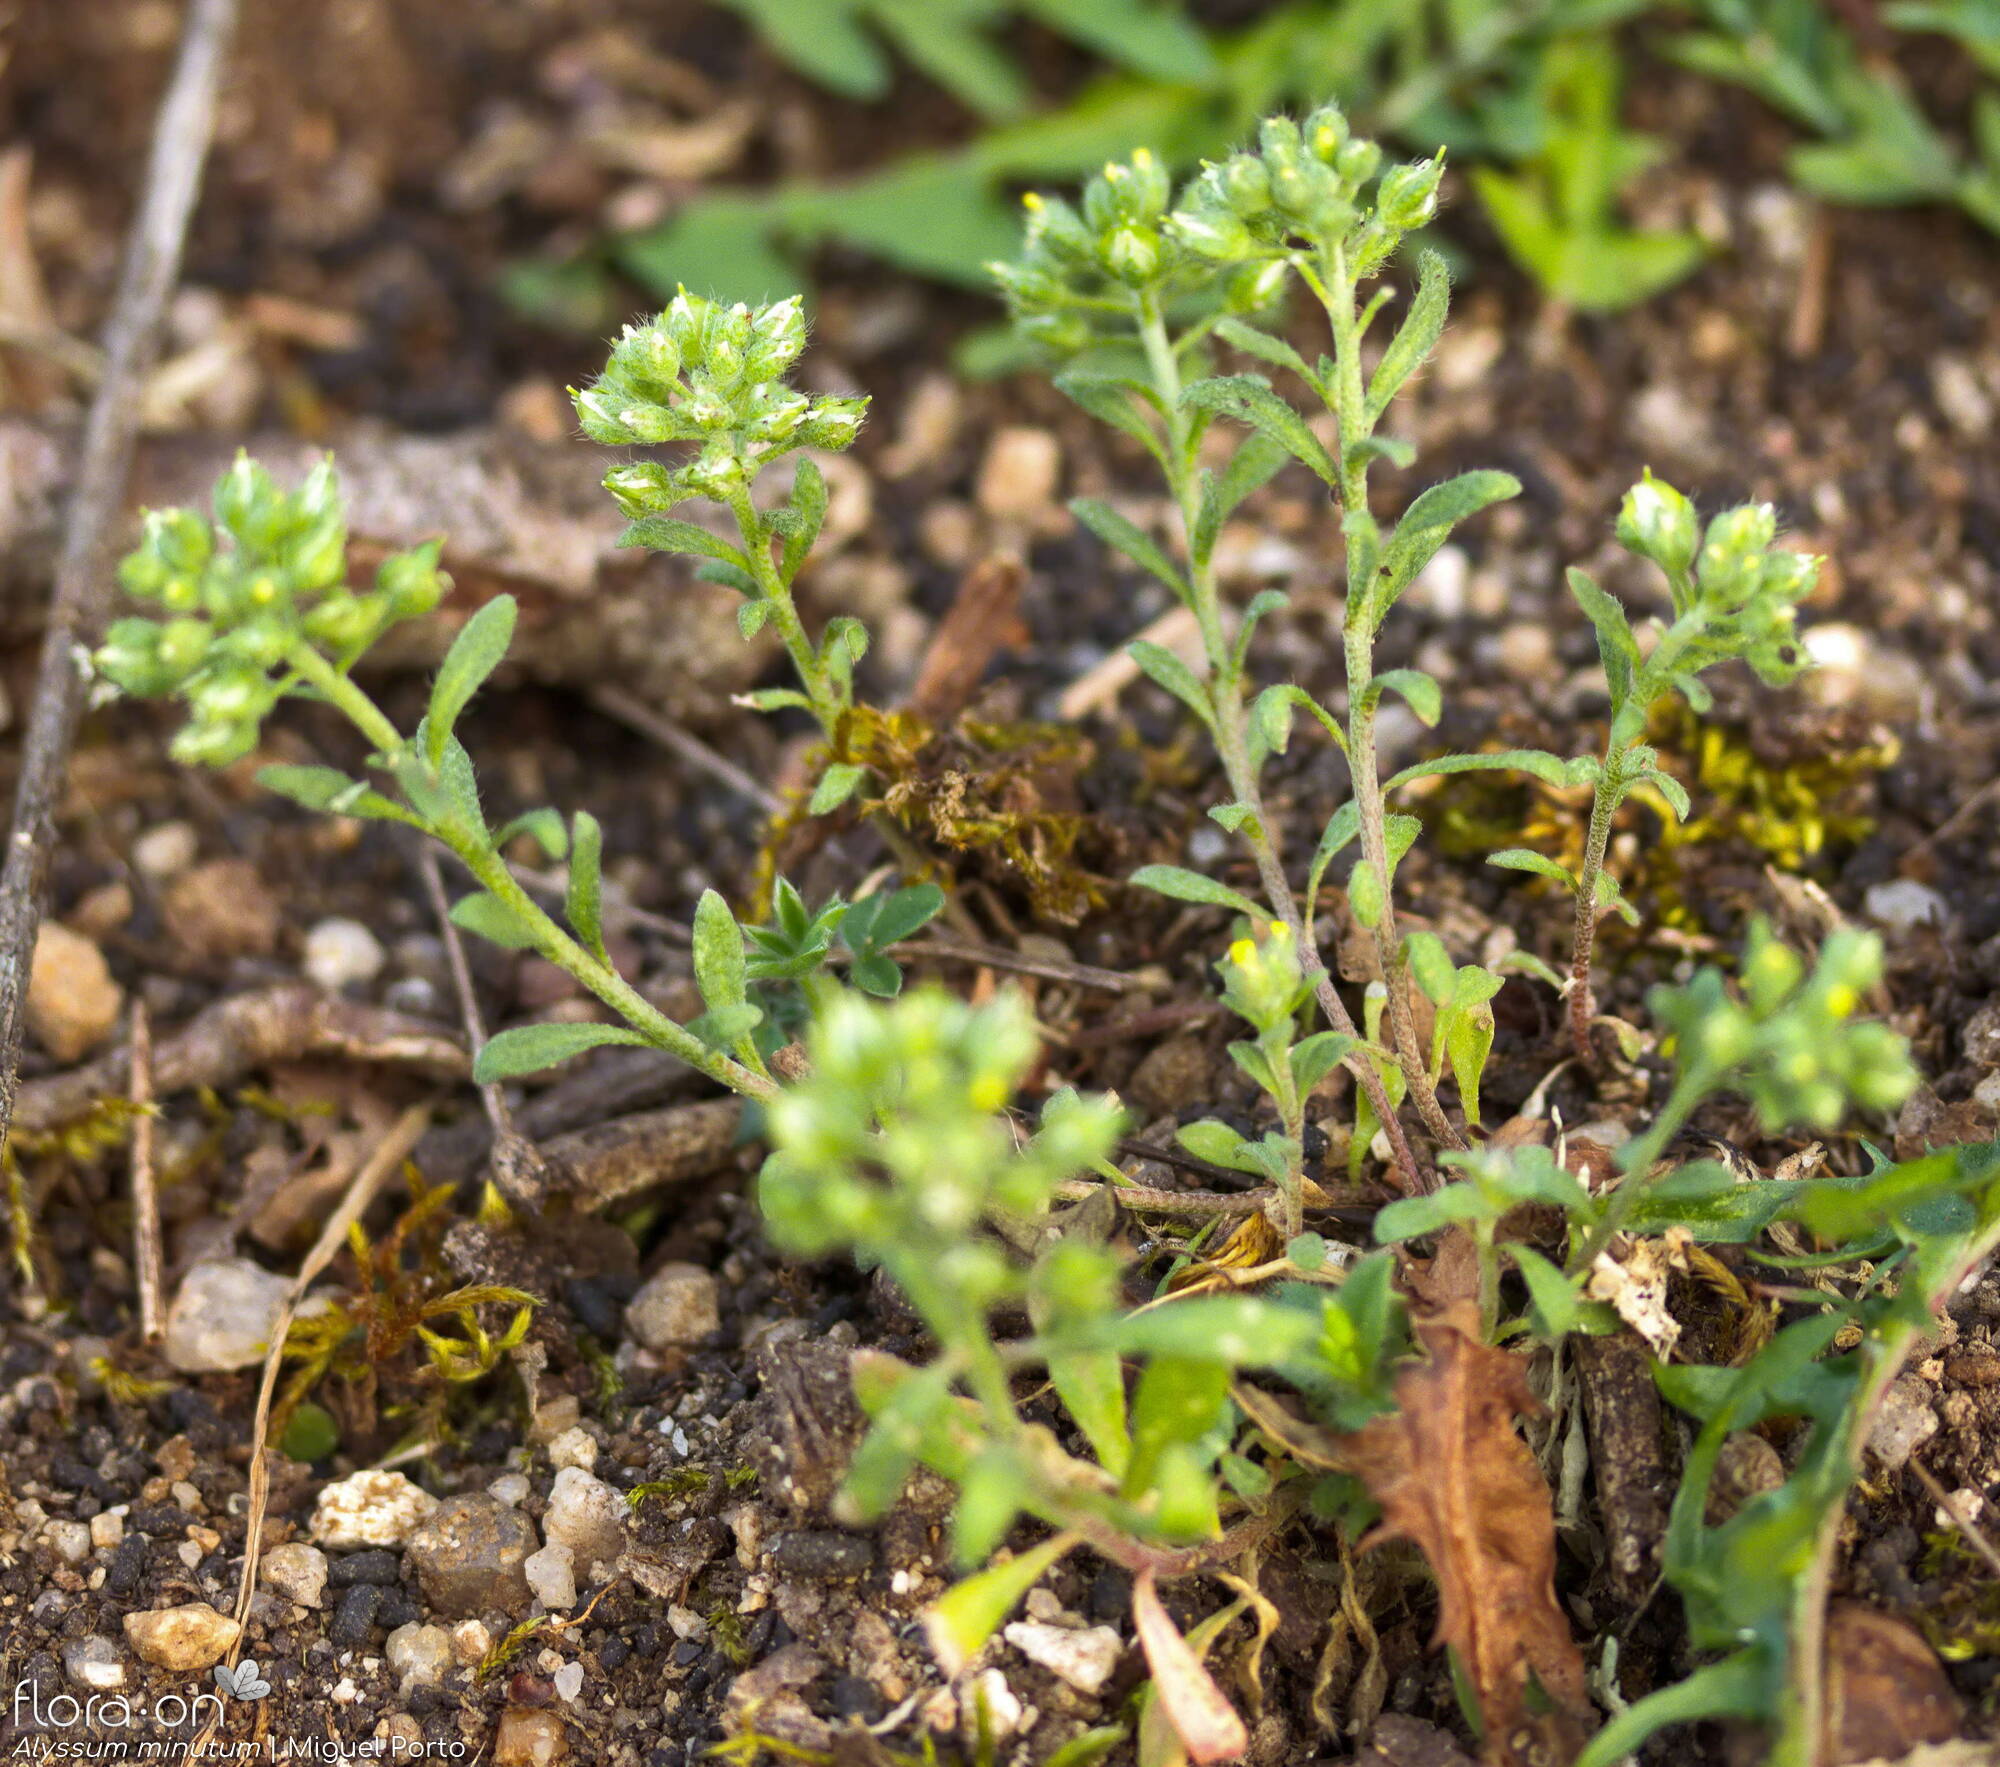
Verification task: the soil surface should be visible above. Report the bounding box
[2,6,1999,1767]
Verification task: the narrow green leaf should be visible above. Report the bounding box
[1177,1119,1251,1168]
[693,888,748,1014]
[473,1020,649,1083]
[1403,931,1457,1005]
[1487,848,1578,887]
[1641,768,1692,821]
[1129,865,1261,918]
[738,599,771,640]
[698,559,761,598]
[688,1003,763,1051]
[1348,859,1385,927]
[616,515,750,568]
[809,762,866,815]
[780,456,828,582]
[1383,749,1588,793]
[450,892,543,952]
[1181,374,1338,487]
[1125,1355,1229,1497]
[1207,801,1260,839]
[427,595,518,766]
[1128,639,1214,730]
[1566,567,1639,712]
[1072,497,1189,601]
[257,764,416,827]
[1444,999,1496,1128]
[1368,668,1441,727]
[1375,472,1521,617]
[1050,1348,1131,1482]
[1191,431,1286,567]
[1054,371,1167,468]
[924,1533,1077,1677]
[1215,317,1316,387]
[566,811,607,961]
[1510,1245,1586,1335]
[1291,1031,1358,1095]
[1367,249,1450,422]
[854,882,946,951]
[492,807,568,860]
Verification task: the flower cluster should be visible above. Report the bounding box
[1172,106,1444,274]
[1617,472,1818,686]
[989,147,1281,354]
[94,455,444,766]
[570,291,867,514]
[1216,920,1309,1036]
[1649,921,1914,1129]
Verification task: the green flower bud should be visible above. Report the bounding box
[1224,259,1290,313]
[797,396,868,452]
[743,295,807,381]
[94,618,176,696]
[1021,192,1092,266]
[1170,202,1254,261]
[156,618,213,678]
[1271,156,1340,223]
[603,461,675,518]
[296,456,342,525]
[302,592,377,652]
[289,510,347,593]
[213,452,277,544]
[190,672,273,725]
[151,507,214,576]
[571,386,646,446]
[1303,104,1349,165]
[241,571,286,616]
[119,547,170,599]
[159,574,202,615]
[1126,147,1170,219]
[1221,152,1271,215]
[608,320,682,398]
[217,619,289,671]
[171,715,259,769]
[1377,155,1445,230]
[379,541,446,620]
[1257,115,1302,168]
[744,388,810,445]
[1103,225,1162,285]
[1335,138,1381,190]
[1617,470,1700,582]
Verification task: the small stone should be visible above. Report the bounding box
[328,1547,404,1586]
[963,1668,1022,1741]
[488,1473,531,1508]
[1962,1001,2000,1071]
[63,1636,127,1692]
[26,922,123,1063]
[162,1258,293,1373]
[123,1601,240,1671]
[451,1619,493,1666]
[89,1511,125,1551]
[163,858,281,961]
[528,1395,582,1444]
[975,427,1061,522]
[766,1531,873,1581]
[1803,624,1925,721]
[494,1706,569,1767]
[540,1467,627,1580]
[1865,879,1950,936]
[406,1495,538,1618]
[261,1543,329,1609]
[1126,1036,1212,1117]
[44,1520,92,1565]
[313,1470,438,1550]
[1868,1373,1939,1471]
[1003,1620,1123,1695]
[552,1661,584,1704]
[624,1264,720,1351]
[524,1542,578,1611]
[546,1427,597,1472]
[304,918,387,992]
[1496,621,1555,684]
[133,821,199,879]
[328,1584,382,1648]
[385,1622,454,1693]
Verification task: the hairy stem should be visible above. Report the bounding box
[1320,247,1461,1153]
[1567,761,1624,1063]
[1136,294,1426,1195]
[724,477,839,736]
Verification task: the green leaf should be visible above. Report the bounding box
[738,600,772,640]
[1306,800,1360,922]
[473,1020,649,1082]
[1130,865,1262,918]
[737,687,815,713]
[1487,848,1577,887]
[1050,1346,1131,1482]
[257,764,416,826]
[1214,317,1317,388]
[1510,1245,1587,1336]
[616,515,750,569]
[850,882,946,951]
[1286,1232,1329,1272]
[700,559,763,599]
[1055,372,1166,470]
[1367,248,1450,422]
[1404,931,1457,1005]
[1181,374,1338,487]
[1641,768,1692,821]
[426,595,517,767]
[566,811,607,961]
[1191,432,1287,567]
[1566,567,1639,713]
[1384,749,1588,793]
[924,1533,1076,1677]
[810,762,867,815]
[1290,1031,1357,1095]
[450,892,543,952]
[1375,1185,1491,1241]
[1368,668,1441,727]
[1177,1119,1252,1169]
[693,888,748,1014]
[1375,472,1521,619]
[1347,858,1384,928]
[1072,498,1189,601]
[849,952,904,997]
[688,1003,764,1051]
[1125,1355,1229,1499]
[781,456,829,582]
[1127,640,1214,730]
[492,807,568,861]
[1443,999,1496,1128]
[1109,1295,1319,1365]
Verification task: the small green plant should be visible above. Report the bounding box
[1468,35,1707,310]
[1496,471,1819,1060]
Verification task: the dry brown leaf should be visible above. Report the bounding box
[1340,1300,1592,1767]
[1132,1568,1249,1766]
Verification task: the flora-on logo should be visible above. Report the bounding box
[212,1658,271,1701]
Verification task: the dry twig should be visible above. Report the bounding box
[0,0,240,1157]
[128,1001,163,1343]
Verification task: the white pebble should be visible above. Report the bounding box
[546,1427,597,1472]
[1864,878,1950,936]
[552,1661,584,1704]
[487,1472,531,1508]
[304,918,386,992]
[524,1542,578,1611]
[133,822,198,879]
[310,1469,438,1550]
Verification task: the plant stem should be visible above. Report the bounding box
[287,646,778,1106]
[1319,247,1461,1153]
[724,477,839,736]
[1567,759,1624,1062]
[1136,293,1427,1195]
[1565,1068,1706,1274]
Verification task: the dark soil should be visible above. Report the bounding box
[2,6,1999,1767]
